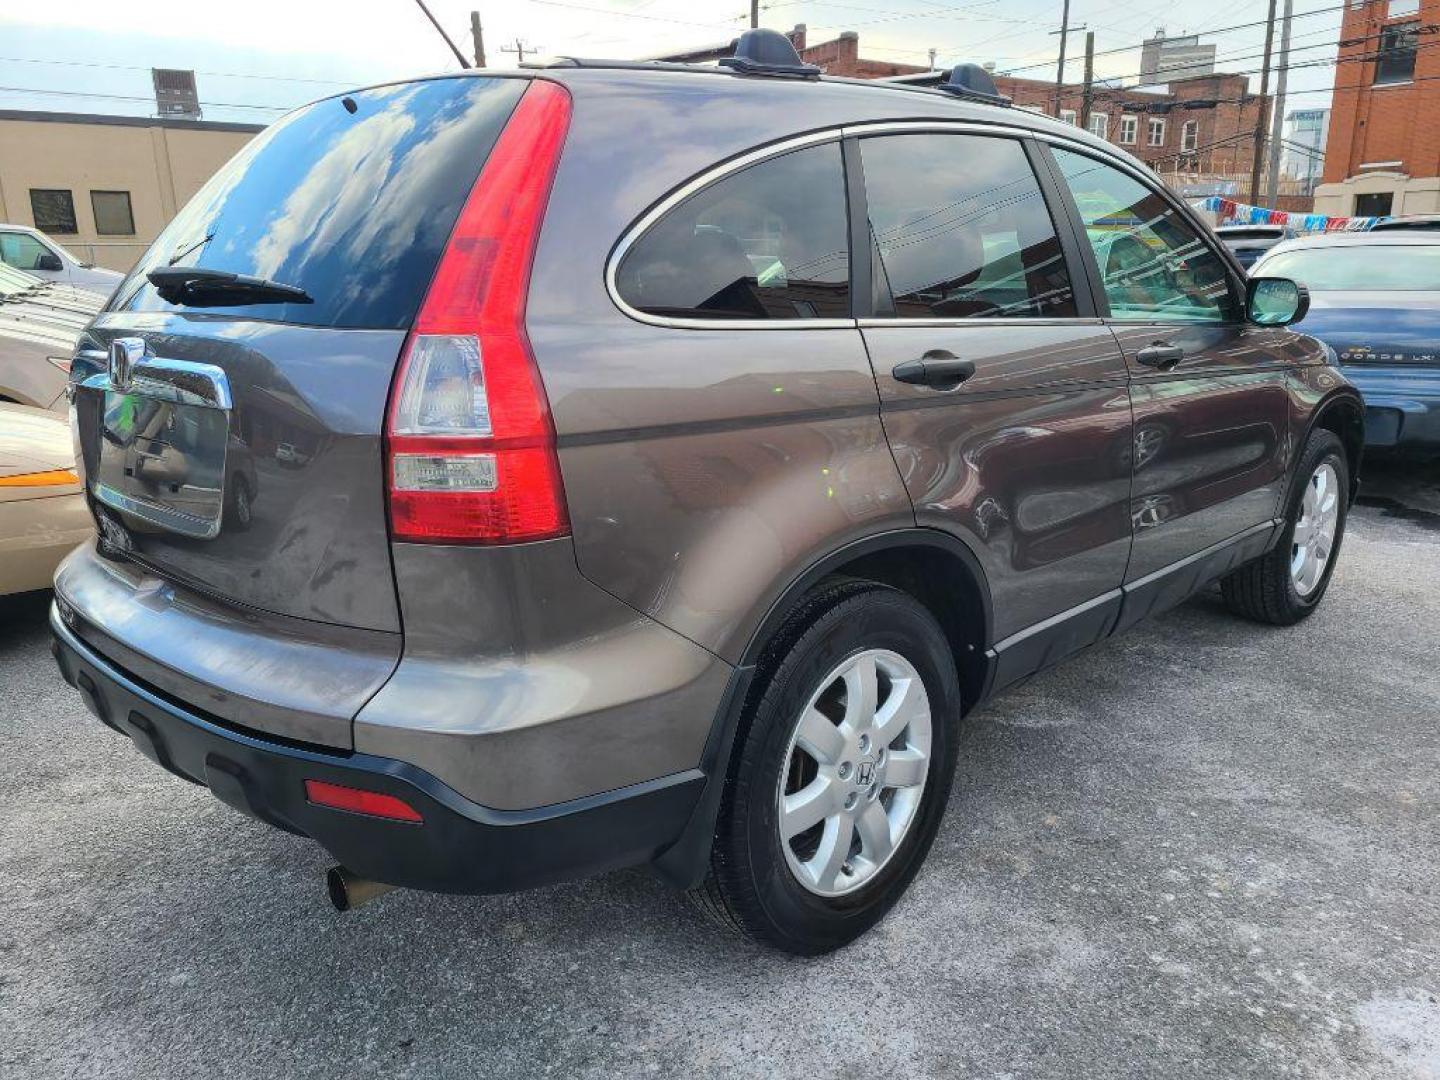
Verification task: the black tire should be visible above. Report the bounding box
[224,475,254,531]
[690,581,961,955]
[1221,428,1349,625]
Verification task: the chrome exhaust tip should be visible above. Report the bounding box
[326,865,396,912]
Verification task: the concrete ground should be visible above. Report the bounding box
[1,460,1436,1080]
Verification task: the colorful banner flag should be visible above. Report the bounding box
[1197,195,1387,234]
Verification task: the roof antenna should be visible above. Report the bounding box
[718,28,822,78]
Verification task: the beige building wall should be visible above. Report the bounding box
[0,110,262,273]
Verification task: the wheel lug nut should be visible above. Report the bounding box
[838,762,852,780]
[858,733,871,753]
[844,792,858,811]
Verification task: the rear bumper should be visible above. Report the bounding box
[51,605,705,895]
[1344,366,1440,450]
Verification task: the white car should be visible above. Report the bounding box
[0,224,124,298]
[0,401,91,596]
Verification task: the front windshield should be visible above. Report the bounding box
[1257,245,1440,290]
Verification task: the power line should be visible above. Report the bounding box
[995,1,1350,75]
[0,55,357,86]
[0,84,291,112]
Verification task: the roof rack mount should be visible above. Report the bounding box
[717,28,821,79]
[937,64,1011,107]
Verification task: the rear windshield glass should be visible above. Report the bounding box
[113,76,526,329]
[1257,245,1440,291]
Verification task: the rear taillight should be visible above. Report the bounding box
[386,79,572,545]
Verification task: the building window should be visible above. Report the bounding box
[1355,192,1394,217]
[29,189,77,234]
[1147,117,1166,146]
[1181,120,1199,153]
[90,191,135,236]
[1388,0,1419,17]
[1118,115,1139,145]
[1060,109,1077,125]
[1088,112,1108,140]
[1375,21,1418,85]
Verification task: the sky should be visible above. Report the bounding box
[0,0,1345,125]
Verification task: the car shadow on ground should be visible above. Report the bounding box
[1356,454,1440,529]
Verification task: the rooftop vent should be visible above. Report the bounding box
[152,68,201,119]
[718,28,821,79]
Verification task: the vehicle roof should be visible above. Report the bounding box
[1259,232,1440,255]
[1215,224,1288,233]
[315,64,1134,165]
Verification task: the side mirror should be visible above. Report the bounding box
[35,252,63,272]
[1247,276,1309,326]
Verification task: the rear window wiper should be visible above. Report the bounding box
[146,266,313,307]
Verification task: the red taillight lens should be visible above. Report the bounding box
[304,780,424,823]
[385,79,572,545]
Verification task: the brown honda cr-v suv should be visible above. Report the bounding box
[51,33,1363,955]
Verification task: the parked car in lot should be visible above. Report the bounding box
[0,224,123,298]
[0,402,91,596]
[50,34,1364,955]
[1214,224,1295,269]
[1253,232,1440,454]
[0,263,101,412]
[1368,214,1440,233]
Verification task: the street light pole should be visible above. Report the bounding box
[1249,0,1279,205]
[1054,0,1071,117]
[471,10,487,68]
[1265,0,1294,206]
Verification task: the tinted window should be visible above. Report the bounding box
[1054,147,1237,323]
[30,189,76,234]
[91,190,135,236]
[115,77,526,329]
[1257,245,1440,291]
[1376,21,1418,85]
[861,134,1076,319]
[616,142,849,321]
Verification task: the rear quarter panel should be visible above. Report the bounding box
[527,73,946,662]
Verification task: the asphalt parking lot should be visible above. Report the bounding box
[1,460,1437,1080]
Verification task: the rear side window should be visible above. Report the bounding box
[615,142,850,321]
[115,76,527,329]
[860,133,1077,319]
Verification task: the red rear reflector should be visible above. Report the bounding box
[304,780,423,823]
[385,79,572,545]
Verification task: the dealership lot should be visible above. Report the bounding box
[1,462,1436,1080]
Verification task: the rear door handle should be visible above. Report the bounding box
[892,350,976,389]
[1135,342,1185,369]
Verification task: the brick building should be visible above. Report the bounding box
[1314,0,1440,217]
[989,74,1266,179]
[655,25,930,79]
[658,30,1266,185]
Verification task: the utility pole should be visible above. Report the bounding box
[501,38,540,65]
[470,10,487,68]
[1249,0,1279,204]
[1053,0,1071,117]
[1079,31,1095,132]
[750,0,759,29]
[1264,0,1293,206]
[412,0,471,68]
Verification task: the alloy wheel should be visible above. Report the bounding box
[776,649,932,898]
[1291,461,1340,596]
